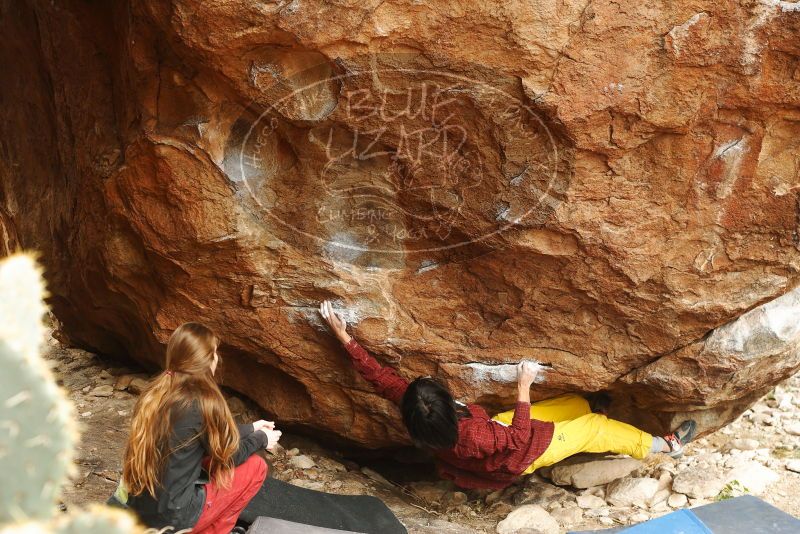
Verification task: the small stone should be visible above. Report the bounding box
[668,493,688,508]
[289,455,316,469]
[651,501,670,512]
[513,480,574,507]
[448,491,468,507]
[267,443,285,456]
[576,494,605,509]
[128,377,149,395]
[545,500,562,512]
[90,384,114,397]
[777,393,794,411]
[753,414,773,426]
[496,505,559,534]
[580,485,605,498]
[81,385,91,393]
[98,369,113,379]
[599,517,615,526]
[113,374,135,390]
[328,480,343,490]
[488,502,514,517]
[550,505,583,526]
[630,512,649,523]
[585,507,610,518]
[338,479,368,494]
[454,504,473,516]
[287,448,300,457]
[728,438,760,451]
[785,459,800,473]
[606,477,659,507]
[485,489,505,505]
[785,422,800,436]
[360,466,391,487]
[649,488,670,506]
[81,411,92,417]
[117,410,128,416]
[317,457,347,472]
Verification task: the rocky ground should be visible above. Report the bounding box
[48,335,800,533]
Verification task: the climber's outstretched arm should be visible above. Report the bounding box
[319,300,409,405]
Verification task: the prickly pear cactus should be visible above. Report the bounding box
[0,254,143,533]
[0,506,142,534]
[0,254,76,522]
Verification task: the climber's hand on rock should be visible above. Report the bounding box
[319,300,351,344]
[517,361,538,389]
[516,361,538,404]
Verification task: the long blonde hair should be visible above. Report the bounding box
[122,323,239,497]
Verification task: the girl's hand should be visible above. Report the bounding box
[253,420,275,432]
[319,300,351,344]
[261,428,282,451]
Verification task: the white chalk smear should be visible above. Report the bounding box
[465,360,550,384]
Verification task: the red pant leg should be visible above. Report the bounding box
[192,455,267,534]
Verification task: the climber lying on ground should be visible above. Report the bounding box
[117,322,407,534]
[319,300,697,490]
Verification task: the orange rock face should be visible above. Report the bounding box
[1,0,799,446]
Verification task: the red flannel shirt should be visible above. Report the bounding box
[344,339,555,489]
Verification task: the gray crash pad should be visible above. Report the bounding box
[247,516,365,534]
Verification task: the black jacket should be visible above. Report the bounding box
[127,401,268,530]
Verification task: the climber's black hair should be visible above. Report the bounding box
[401,377,470,450]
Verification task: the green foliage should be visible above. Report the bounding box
[716,480,749,501]
[0,254,142,533]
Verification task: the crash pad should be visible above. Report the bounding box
[246,516,365,534]
[570,495,800,534]
[238,475,406,534]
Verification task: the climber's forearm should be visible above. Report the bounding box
[517,383,531,404]
[336,331,352,345]
[343,338,409,405]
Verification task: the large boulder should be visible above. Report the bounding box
[0,0,799,446]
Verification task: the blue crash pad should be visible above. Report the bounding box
[570,495,800,534]
[620,509,712,533]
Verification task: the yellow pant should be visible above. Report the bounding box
[492,394,653,475]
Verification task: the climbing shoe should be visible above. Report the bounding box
[663,420,697,459]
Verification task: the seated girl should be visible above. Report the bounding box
[121,322,407,534]
[319,301,697,490]
[122,322,280,533]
